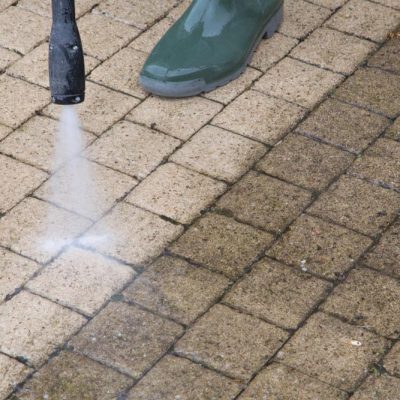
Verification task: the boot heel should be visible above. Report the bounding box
[263,6,283,39]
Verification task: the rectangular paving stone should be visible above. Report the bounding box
[0,248,39,304]
[0,47,20,71]
[268,214,372,280]
[238,363,347,400]
[290,27,376,75]
[0,75,49,129]
[322,267,400,338]
[0,354,31,399]
[35,158,137,220]
[26,247,135,316]
[170,213,274,279]
[95,0,177,29]
[80,202,183,266]
[373,0,400,8]
[256,133,354,191]
[363,219,400,279]
[384,342,400,376]
[17,0,99,18]
[216,171,312,233]
[349,138,400,191]
[123,256,229,325]
[175,304,288,381]
[127,96,223,141]
[127,354,241,400]
[8,42,100,89]
[368,36,400,74]
[78,13,140,61]
[0,154,48,213]
[278,0,332,39]
[0,291,85,367]
[212,90,306,145]
[297,98,390,154]
[71,302,183,378]
[85,120,180,179]
[126,162,226,224]
[170,125,267,183]
[254,57,343,109]
[0,7,48,54]
[44,81,140,135]
[333,68,400,118]
[0,0,14,11]
[308,0,347,9]
[15,351,133,400]
[250,33,298,72]
[277,312,388,391]
[203,67,262,104]
[223,258,331,329]
[0,116,95,172]
[386,117,400,141]
[89,47,147,99]
[308,175,400,237]
[351,374,400,400]
[325,0,400,42]
[0,197,91,264]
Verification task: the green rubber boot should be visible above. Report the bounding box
[139,0,283,97]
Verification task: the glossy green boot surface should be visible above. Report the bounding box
[139,0,283,97]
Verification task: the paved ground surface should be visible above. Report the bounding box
[0,0,400,398]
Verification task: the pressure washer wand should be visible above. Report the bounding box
[49,0,85,105]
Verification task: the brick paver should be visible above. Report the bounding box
[1,0,400,398]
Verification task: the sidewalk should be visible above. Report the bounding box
[0,0,400,398]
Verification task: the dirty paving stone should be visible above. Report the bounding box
[15,351,133,400]
[277,312,389,392]
[308,175,400,237]
[368,35,400,75]
[71,302,183,379]
[349,138,400,191]
[297,98,390,154]
[384,342,400,376]
[216,171,313,233]
[126,162,226,224]
[363,219,400,279]
[0,291,85,367]
[0,353,32,400]
[123,256,229,325]
[333,68,400,119]
[126,354,242,400]
[351,374,400,400]
[223,257,331,329]
[170,212,274,279]
[0,248,39,304]
[170,124,267,183]
[267,213,373,280]
[175,304,288,381]
[386,117,400,141]
[257,133,354,191]
[0,47,20,71]
[238,363,347,400]
[322,267,400,338]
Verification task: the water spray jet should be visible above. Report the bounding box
[49,0,85,105]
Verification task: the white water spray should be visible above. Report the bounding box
[41,106,110,252]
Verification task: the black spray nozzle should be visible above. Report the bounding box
[49,0,85,105]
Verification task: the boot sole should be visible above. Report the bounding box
[139,5,284,98]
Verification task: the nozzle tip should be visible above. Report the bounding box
[51,93,85,105]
